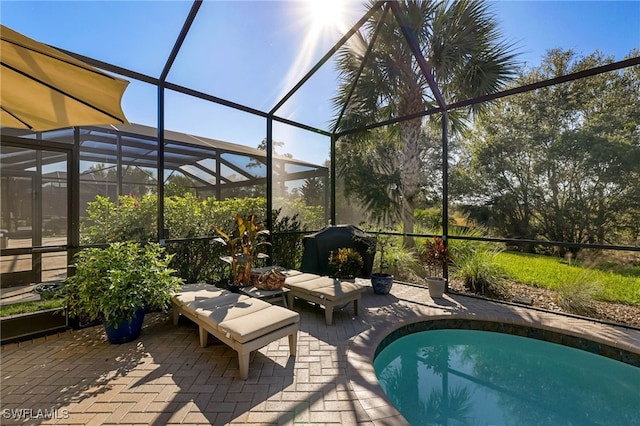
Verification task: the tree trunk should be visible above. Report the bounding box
[399,108,423,248]
[402,196,415,247]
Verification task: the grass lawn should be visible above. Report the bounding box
[0,298,66,317]
[495,252,640,305]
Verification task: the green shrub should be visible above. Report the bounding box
[414,208,443,231]
[81,194,157,243]
[271,209,304,270]
[383,242,419,280]
[64,242,183,327]
[80,194,328,283]
[274,197,326,231]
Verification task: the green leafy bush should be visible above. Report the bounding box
[64,242,183,327]
[80,194,326,283]
[274,197,326,231]
[81,194,156,244]
[414,208,444,231]
[271,209,304,270]
[367,231,419,279]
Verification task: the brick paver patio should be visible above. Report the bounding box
[2,281,639,425]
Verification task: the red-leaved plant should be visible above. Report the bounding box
[422,237,451,277]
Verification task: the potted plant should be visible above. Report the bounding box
[367,232,418,295]
[421,237,451,298]
[369,233,396,295]
[328,247,363,279]
[213,214,270,291]
[63,242,183,344]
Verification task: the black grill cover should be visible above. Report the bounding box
[300,225,375,277]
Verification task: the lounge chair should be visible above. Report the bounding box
[282,270,365,325]
[172,283,299,380]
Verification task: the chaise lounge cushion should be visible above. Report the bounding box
[174,283,228,304]
[284,275,363,301]
[286,276,332,291]
[281,270,365,325]
[172,283,300,379]
[218,306,300,344]
[301,280,362,299]
[193,297,269,326]
[283,272,322,285]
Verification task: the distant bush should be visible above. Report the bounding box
[81,194,156,244]
[449,227,509,298]
[274,197,326,231]
[271,209,304,270]
[80,194,324,283]
[555,271,602,316]
[414,208,443,231]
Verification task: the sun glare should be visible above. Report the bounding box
[276,0,354,115]
[307,0,345,30]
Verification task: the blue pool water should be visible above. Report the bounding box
[374,329,640,425]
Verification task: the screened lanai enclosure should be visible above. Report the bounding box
[1,122,328,286]
[1,1,639,296]
[2,123,327,221]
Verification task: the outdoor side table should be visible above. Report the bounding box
[240,286,290,308]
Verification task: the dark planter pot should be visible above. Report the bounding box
[103,308,145,344]
[371,273,394,295]
[1,307,69,345]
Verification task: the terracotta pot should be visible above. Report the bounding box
[427,277,446,298]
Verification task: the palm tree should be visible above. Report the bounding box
[332,0,518,240]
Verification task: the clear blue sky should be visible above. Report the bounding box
[2,1,639,165]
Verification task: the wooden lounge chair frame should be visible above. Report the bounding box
[282,271,364,325]
[172,284,298,380]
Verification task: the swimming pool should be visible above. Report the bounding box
[374,328,640,425]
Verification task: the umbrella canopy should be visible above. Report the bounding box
[1,25,129,131]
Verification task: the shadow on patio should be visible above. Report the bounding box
[2,282,639,425]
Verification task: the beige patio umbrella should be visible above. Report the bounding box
[0,24,129,131]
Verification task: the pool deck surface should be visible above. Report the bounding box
[2,281,639,425]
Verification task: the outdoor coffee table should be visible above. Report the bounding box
[240,286,290,308]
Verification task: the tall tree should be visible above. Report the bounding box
[299,177,325,207]
[332,0,517,239]
[460,49,640,250]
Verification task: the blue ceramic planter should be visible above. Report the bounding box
[371,273,394,295]
[103,308,145,344]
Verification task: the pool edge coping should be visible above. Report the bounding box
[346,298,640,425]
